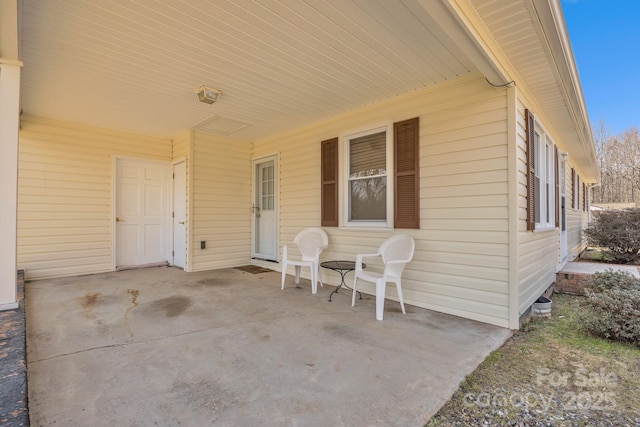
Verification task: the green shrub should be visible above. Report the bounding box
[579,269,640,346]
[584,208,640,263]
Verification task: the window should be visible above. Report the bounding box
[526,109,556,231]
[321,118,419,229]
[344,126,391,226]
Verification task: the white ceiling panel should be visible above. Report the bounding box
[19,0,477,140]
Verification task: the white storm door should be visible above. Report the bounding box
[172,161,186,268]
[115,158,169,268]
[252,156,278,261]
[559,155,568,265]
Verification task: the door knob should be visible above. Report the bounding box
[116,217,123,222]
[178,221,185,225]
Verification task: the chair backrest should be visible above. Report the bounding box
[380,234,415,278]
[293,227,329,259]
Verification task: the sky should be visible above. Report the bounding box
[561,1,640,136]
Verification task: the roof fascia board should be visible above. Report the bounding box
[416,0,511,86]
[526,0,599,181]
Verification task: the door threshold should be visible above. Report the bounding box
[116,262,170,271]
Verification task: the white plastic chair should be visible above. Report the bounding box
[351,234,415,320]
[281,227,328,294]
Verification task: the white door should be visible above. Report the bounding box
[559,155,568,265]
[252,156,278,261]
[172,161,186,268]
[115,158,169,268]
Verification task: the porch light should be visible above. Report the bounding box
[195,85,222,104]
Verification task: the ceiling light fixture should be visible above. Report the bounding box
[196,85,222,104]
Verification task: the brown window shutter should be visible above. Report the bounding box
[571,168,576,209]
[321,137,338,226]
[583,182,587,211]
[394,117,420,229]
[554,147,560,227]
[526,109,535,231]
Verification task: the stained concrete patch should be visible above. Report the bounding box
[79,292,101,308]
[139,296,193,318]
[193,277,231,287]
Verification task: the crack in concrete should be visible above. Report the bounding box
[29,315,288,363]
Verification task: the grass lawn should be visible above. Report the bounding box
[425,294,640,426]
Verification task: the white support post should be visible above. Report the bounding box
[0,0,22,310]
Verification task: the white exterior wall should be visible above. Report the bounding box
[253,73,511,327]
[17,116,172,279]
[189,132,251,271]
[515,95,589,314]
[0,0,21,309]
[0,64,20,309]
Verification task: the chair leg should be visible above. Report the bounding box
[281,263,287,290]
[311,266,317,294]
[395,280,406,314]
[351,277,358,307]
[317,266,324,288]
[294,265,301,285]
[375,279,386,320]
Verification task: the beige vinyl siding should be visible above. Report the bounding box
[253,72,511,327]
[189,132,251,271]
[172,132,189,160]
[515,99,559,313]
[17,116,171,279]
[567,166,588,260]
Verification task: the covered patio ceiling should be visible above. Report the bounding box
[18,0,494,141]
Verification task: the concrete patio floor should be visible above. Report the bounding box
[26,266,511,426]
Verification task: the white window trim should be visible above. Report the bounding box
[339,122,394,229]
[534,126,555,232]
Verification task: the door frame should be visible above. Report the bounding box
[111,156,171,271]
[251,153,279,261]
[172,158,187,269]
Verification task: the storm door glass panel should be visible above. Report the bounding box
[261,165,274,211]
[348,131,387,221]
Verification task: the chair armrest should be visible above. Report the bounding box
[355,252,381,271]
[387,258,412,266]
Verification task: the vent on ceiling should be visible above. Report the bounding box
[192,115,249,136]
